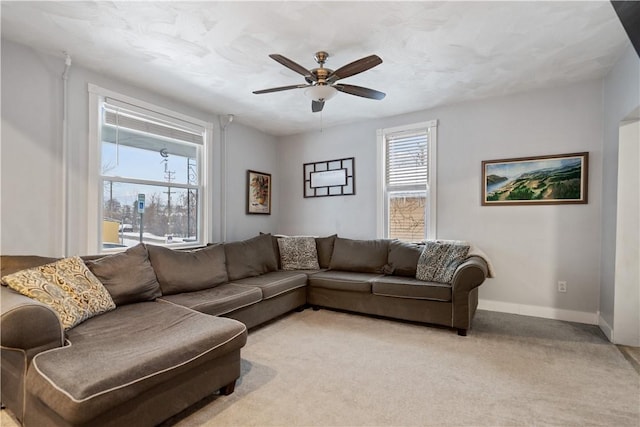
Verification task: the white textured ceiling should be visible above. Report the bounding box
[1,1,631,136]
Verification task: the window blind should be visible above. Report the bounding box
[103,100,204,145]
[385,131,428,189]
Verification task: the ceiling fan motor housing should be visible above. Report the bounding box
[309,68,332,85]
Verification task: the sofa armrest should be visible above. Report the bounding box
[1,286,64,355]
[451,256,488,294]
[450,256,488,334]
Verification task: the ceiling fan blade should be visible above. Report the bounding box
[335,84,386,100]
[269,54,317,82]
[253,84,309,94]
[311,100,324,113]
[327,55,382,83]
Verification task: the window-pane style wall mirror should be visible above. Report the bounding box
[304,157,355,198]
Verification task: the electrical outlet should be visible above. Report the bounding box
[557,281,567,293]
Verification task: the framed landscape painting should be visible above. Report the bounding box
[482,152,588,206]
[247,170,271,214]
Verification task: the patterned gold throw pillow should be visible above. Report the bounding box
[2,256,116,330]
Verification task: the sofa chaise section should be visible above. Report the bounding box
[24,300,247,427]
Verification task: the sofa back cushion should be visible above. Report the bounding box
[329,237,390,273]
[260,232,284,269]
[315,234,337,268]
[84,244,162,305]
[147,244,228,295]
[224,234,278,281]
[387,240,423,277]
[1,255,60,277]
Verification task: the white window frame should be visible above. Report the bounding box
[376,120,438,240]
[88,84,213,253]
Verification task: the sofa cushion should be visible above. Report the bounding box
[84,244,161,305]
[277,236,320,270]
[159,283,263,316]
[260,232,283,269]
[1,255,60,277]
[224,234,278,281]
[387,240,423,277]
[315,234,337,268]
[27,301,247,425]
[232,271,308,300]
[416,240,470,284]
[308,270,384,293]
[329,237,390,273]
[371,276,451,302]
[2,256,115,330]
[148,244,228,295]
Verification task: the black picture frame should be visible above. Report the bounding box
[303,157,355,198]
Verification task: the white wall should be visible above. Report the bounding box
[600,45,640,336]
[277,123,380,238]
[278,80,604,323]
[1,39,279,255]
[223,122,279,241]
[613,119,640,345]
[1,38,64,256]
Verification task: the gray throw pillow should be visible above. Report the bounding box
[329,237,390,273]
[85,244,162,306]
[315,234,337,268]
[224,234,278,280]
[147,244,228,295]
[387,240,423,277]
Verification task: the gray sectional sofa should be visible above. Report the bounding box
[0,233,489,427]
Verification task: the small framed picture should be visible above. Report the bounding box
[482,152,588,205]
[247,170,271,214]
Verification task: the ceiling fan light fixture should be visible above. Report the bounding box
[304,85,337,102]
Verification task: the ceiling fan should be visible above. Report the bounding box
[253,51,386,113]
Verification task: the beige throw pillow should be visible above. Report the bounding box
[278,236,320,270]
[2,256,116,330]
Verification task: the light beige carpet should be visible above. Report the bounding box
[2,309,639,426]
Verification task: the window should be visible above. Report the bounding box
[89,85,211,252]
[377,121,437,241]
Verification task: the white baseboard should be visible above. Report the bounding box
[478,299,599,325]
[598,315,614,341]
